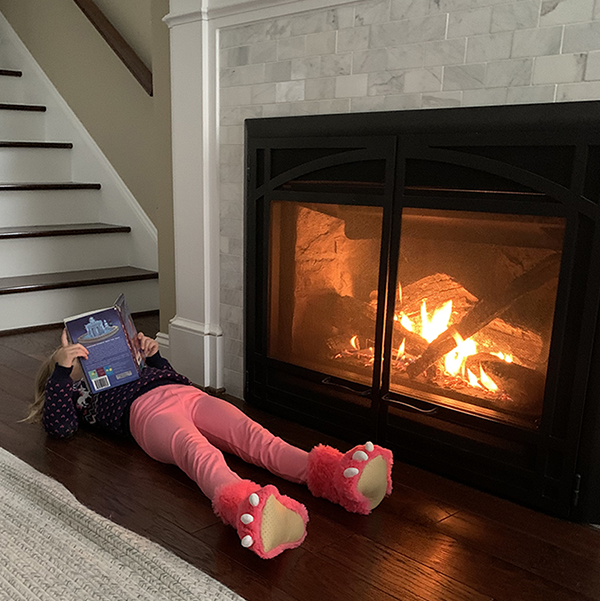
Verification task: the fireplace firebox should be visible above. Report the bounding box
[244,101,600,522]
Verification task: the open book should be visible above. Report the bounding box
[64,294,145,393]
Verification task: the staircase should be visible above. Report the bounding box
[0,21,159,332]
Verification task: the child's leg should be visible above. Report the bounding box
[185,390,394,515]
[129,385,308,559]
[188,392,309,484]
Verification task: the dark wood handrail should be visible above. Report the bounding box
[72,0,153,96]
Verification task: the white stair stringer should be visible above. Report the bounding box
[0,12,159,331]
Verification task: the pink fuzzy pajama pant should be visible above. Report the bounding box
[129,384,309,500]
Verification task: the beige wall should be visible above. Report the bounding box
[0,0,176,332]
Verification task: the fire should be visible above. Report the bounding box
[396,338,406,360]
[444,331,477,376]
[421,300,453,343]
[350,335,360,350]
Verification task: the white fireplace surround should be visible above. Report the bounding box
[163,0,600,398]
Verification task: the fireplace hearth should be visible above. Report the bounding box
[244,101,600,522]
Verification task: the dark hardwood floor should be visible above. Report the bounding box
[1,318,599,601]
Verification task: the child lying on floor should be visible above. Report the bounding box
[27,329,393,559]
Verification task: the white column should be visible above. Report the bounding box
[164,0,222,388]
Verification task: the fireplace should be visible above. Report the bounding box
[244,101,600,522]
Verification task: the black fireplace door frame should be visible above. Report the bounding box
[245,134,398,442]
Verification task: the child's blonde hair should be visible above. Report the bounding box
[23,349,59,423]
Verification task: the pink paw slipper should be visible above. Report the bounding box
[307,441,393,514]
[213,480,308,559]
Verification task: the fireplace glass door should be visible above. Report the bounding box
[268,200,384,388]
[389,208,565,429]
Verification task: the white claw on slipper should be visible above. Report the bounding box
[344,467,360,478]
[240,513,254,524]
[365,441,374,452]
[353,450,369,462]
[249,493,259,507]
[241,535,254,548]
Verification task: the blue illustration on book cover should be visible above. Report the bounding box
[64,294,143,393]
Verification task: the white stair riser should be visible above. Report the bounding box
[0,76,25,103]
[0,147,71,182]
[0,278,159,332]
[0,109,45,141]
[0,189,100,226]
[0,233,132,277]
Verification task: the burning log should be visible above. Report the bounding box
[465,353,546,409]
[406,252,561,378]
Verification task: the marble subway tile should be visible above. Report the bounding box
[220,105,262,127]
[221,46,250,68]
[440,0,511,9]
[221,288,243,309]
[223,337,243,359]
[356,0,391,26]
[221,303,243,326]
[276,80,305,102]
[307,31,337,55]
[368,70,407,95]
[317,98,352,113]
[403,67,443,92]
[485,57,533,87]
[540,0,594,25]
[220,21,270,49]
[220,255,243,290]
[351,95,387,111]
[421,91,463,107]
[265,18,292,40]
[305,77,336,100]
[442,63,486,89]
[595,0,600,19]
[463,87,508,105]
[447,7,493,38]
[382,93,421,109]
[585,50,600,79]
[337,26,370,52]
[251,83,277,105]
[390,0,444,21]
[220,182,244,203]
[321,53,353,76]
[221,144,244,166]
[278,36,307,60]
[220,216,244,239]
[220,126,244,146]
[563,21,600,52]
[221,86,252,107]
[335,73,369,97]
[558,80,600,98]
[370,14,447,47]
[262,103,293,117]
[466,32,513,62]
[353,48,389,73]
[220,64,265,88]
[220,236,230,255]
[423,38,467,66]
[290,8,349,36]
[511,26,562,57]
[249,41,277,64]
[220,198,243,219]
[533,53,587,83]
[265,60,292,82]
[220,161,244,184]
[387,44,425,69]
[291,56,322,80]
[223,370,243,399]
[491,1,540,33]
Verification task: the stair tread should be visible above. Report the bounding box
[0,69,23,77]
[0,102,46,112]
[0,182,101,191]
[0,141,73,149]
[0,223,131,239]
[0,266,158,295]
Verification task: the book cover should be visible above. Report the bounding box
[64,296,143,393]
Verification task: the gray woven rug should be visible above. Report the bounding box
[0,446,243,601]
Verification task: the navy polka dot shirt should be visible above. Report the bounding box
[42,352,192,438]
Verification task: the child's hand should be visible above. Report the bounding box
[55,329,89,368]
[137,332,159,357]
